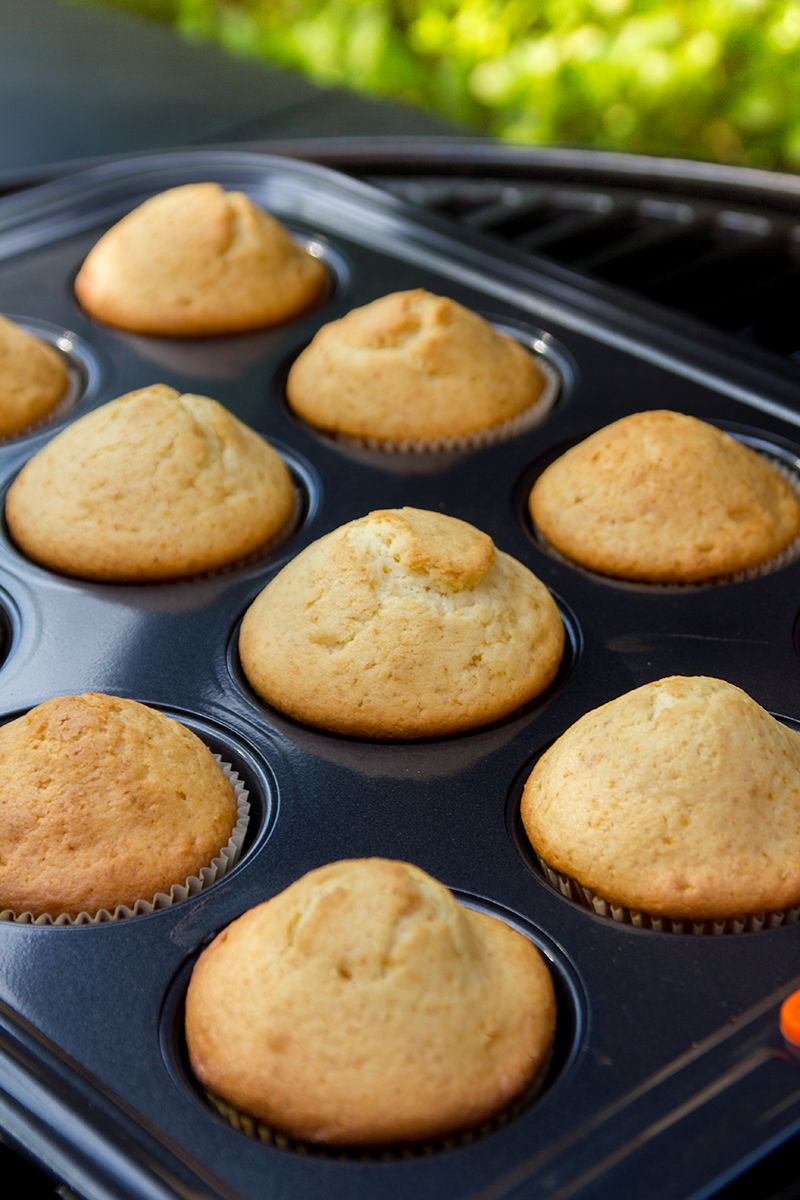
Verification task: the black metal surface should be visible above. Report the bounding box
[369,173,800,363]
[143,137,800,381]
[2,148,800,1200]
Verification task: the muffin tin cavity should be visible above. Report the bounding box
[282,314,569,469]
[509,712,800,937]
[0,587,18,680]
[0,440,315,587]
[226,591,580,747]
[159,896,583,1159]
[1,315,100,439]
[73,234,348,386]
[296,233,350,306]
[0,704,271,927]
[520,422,800,589]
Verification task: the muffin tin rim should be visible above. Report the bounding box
[5,146,800,436]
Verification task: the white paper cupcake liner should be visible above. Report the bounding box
[0,756,250,926]
[202,1047,552,1158]
[538,858,800,936]
[321,355,561,458]
[532,451,800,588]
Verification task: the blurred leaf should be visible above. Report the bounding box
[66,0,800,170]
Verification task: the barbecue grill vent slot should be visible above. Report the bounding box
[371,175,800,363]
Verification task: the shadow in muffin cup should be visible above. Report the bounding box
[118,327,293,380]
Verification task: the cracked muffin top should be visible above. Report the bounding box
[5,383,295,582]
[0,314,68,438]
[185,857,556,1146]
[238,507,564,738]
[0,693,237,920]
[286,289,548,444]
[74,182,327,336]
[529,410,800,583]
[521,676,800,922]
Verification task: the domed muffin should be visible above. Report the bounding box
[529,410,800,583]
[185,857,556,1146]
[521,676,800,924]
[0,314,68,437]
[0,693,238,920]
[6,384,295,582]
[286,289,551,445]
[74,182,327,336]
[239,507,564,738]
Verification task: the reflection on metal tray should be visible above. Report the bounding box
[1,149,800,1200]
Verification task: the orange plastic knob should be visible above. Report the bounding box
[780,989,800,1046]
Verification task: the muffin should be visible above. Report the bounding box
[0,314,68,437]
[74,183,327,336]
[185,857,556,1146]
[239,507,564,738]
[286,289,551,446]
[0,693,238,920]
[6,384,295,582]
[521,676,800,925]
[529,410,800,583]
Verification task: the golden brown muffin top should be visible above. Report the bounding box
[185,858,556,1145]
[0,314,68,437]
[529,410,800,583]
[0,693,237,919]
[6,384,295,582]
[239,507,564,738]
[286,289,546,443]
[521,676,800,921]
[74,182,327,336]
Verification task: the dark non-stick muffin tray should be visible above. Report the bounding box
[1,149,800,1200]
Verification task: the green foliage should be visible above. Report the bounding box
[69,0,800,170]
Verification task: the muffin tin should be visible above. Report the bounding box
[1,149,800,1200]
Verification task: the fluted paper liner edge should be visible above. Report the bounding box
[315,355,561,458]
[0,756,250,926]
[538,857,800,936]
